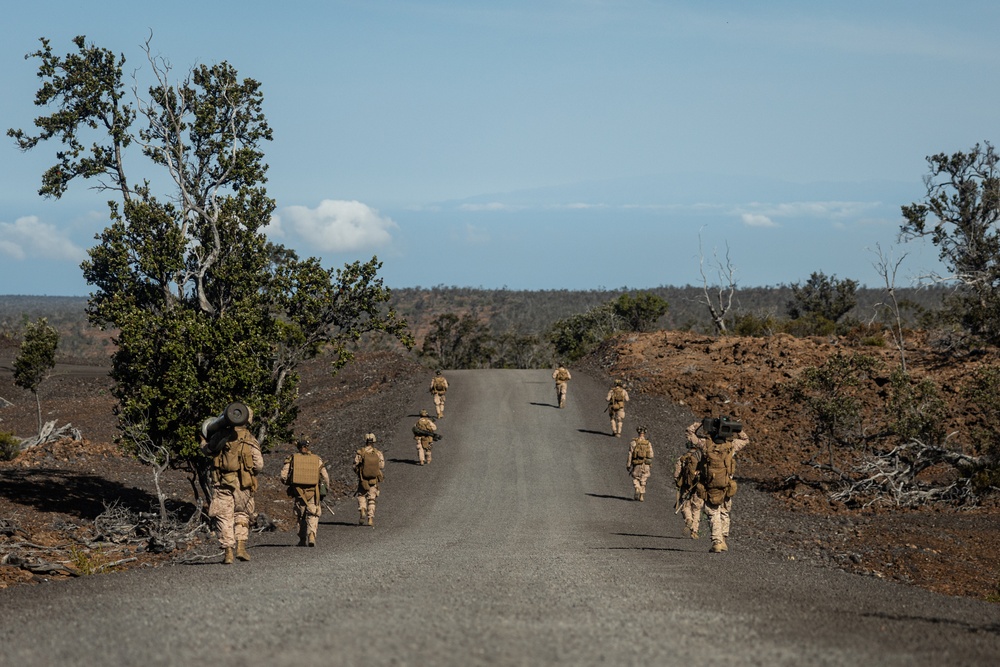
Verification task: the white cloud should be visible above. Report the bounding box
[0,216,86,261]
[735,201,883,229]
[741,213,778,228]
[278,200,397,252]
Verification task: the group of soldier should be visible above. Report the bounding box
[201,363,744,563]
[198,370,450,563]
[555,364,750,555]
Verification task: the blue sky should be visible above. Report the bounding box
[2,1,997,295]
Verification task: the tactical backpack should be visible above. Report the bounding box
[631,437,653,466]
[555,368,570,382]
[697,440,737,505]
[676,451,700,491]
[289,453,321,486]
[213,434,257,491]
[360,448,383,482]
[432,376,447,392]
[610,386,627,410]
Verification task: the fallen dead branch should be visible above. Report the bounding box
[19,421,83,449]
[822,436,983,508]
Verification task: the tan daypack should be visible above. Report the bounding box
[289,453,321,486]
[631,437,653,466]
[698,440,736,505]
[432,376,447,392]
[555,368,570,382]
[610,386,626,410]
[360,448,383,481]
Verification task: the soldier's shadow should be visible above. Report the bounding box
[388,458,422,466]
[578,429,614,437]
[585,492,634,502]
[529,402,559,409]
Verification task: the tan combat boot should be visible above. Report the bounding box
[307,532,316,547]
[639,492,645,502]
[690,529,700,540]
[222,547,234,565]
[367,514,374,527]
[358,509,366,525]
[235,540,250,561]
[709,540,727,553]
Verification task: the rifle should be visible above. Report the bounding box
[412,427,442,441]
[674,486,695,514]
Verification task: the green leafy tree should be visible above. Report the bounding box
[12,317,59,438]
[787,272,858,324]
[611,292,668,332]
[548,303,618,362]
[900,142,1000,344]
[8,36,411,495]
[421,313,494,369]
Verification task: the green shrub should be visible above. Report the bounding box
[732,313,778,337]
[0,431,21,461]
[782,313,837,337]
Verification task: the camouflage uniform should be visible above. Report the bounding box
[673,449,704,539]
[354,434,385,526]
[430,371,449,418]
[552,365,571,408]
[279,440,330,547]
[626,428,654,501]
[606,381,630,437]
[205,424,264,564]
[686,421,750,553]
[413,411,437,465]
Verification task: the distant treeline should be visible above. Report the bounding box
[0,285,949,365]
[389,284,948,339]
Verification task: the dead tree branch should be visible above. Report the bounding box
[828,436,981,508]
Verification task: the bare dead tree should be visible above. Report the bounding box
[696,230,737,334]
[870,243,909,372]
[120,418,172,526]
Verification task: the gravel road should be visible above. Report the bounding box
[1,369,997,666]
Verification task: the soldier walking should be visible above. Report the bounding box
[626,426,654,501]
[686,418,750,553]
[673,445,704,539]
[413,409,438,465]
[606,379,630,437]
[202,405,263,565]
[354,433,385,527]
[280,438,330,547]
[430,369,449,418]
[552,364,572,408]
